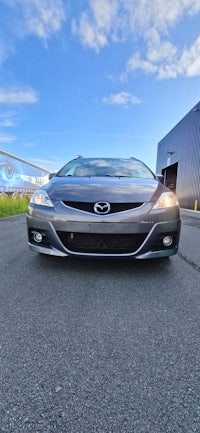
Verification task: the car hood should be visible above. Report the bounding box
[45,177,166,203]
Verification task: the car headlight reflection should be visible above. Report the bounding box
[153,192,179,209]
[30,190,54,207]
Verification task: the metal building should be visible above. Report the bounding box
[156,101,200,210]
[0,149,49,198]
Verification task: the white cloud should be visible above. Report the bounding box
[122,0,200,34]
[30,157,56,165]
[126,53,157,75]
[72,0,121,51]
[73,0,200,48]
[0,87,39,104]
[125,29,178,78]
[91,0,117,29]
[0,0,66,66]
[29,156,63,172]
[102,92,141,107]
[72,12,108,52]
[73,0,200,78]
[0,112,16,127]
[126,34,200,79]
[176,35,200,77]
[6,0,66,41]
[0,133,17,143]
[146,29,177,63]
[1,0,200,80]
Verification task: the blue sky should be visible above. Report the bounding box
[0,0,200,173]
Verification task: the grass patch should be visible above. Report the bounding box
[0,197,30,218]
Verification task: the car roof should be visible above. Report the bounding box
[73,156,141,162]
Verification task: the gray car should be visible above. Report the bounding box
[27,157,181,259]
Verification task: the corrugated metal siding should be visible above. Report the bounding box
[156,103,200,209]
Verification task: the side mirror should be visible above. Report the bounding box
[156,174,164,184]
[48,173,56,180]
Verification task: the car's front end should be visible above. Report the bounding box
[27,157,181,259]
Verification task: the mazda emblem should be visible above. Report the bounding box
[94,201,111,214]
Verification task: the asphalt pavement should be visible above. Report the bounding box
[179,208,200,270]
[0,212,199,433]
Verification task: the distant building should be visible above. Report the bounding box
[0,150,49,198]
[156,101,200,210]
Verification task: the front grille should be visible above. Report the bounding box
[61,201,143,214]
[57,232,147,254]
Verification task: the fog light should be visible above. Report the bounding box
[163,236,173,247]
[33,231,43,243]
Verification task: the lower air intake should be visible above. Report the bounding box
[57,232,146,254]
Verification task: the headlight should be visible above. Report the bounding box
[30,190,54,207]
[152,192,179,209]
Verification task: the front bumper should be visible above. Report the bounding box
[27,203,181,259]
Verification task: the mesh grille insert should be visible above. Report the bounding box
[57,232,146,254]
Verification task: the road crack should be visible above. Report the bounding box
[178,251,200,273]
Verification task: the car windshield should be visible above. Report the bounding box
[56,158,155,179]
